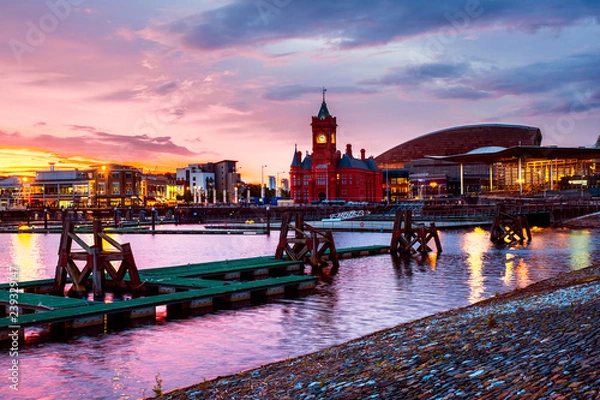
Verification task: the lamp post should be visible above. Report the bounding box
[385,164,389,202]
[261,165,267,201]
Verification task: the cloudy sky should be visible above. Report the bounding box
[1,0,599,181]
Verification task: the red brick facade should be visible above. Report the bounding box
[290,98,382,204]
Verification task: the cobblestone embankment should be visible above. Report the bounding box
[158,266,600,399]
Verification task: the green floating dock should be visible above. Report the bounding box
[0,245,390,344]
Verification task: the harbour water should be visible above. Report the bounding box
[1,226,598,399]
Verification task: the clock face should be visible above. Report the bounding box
[316,133,327,144]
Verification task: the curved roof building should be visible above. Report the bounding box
[375,124,542,167]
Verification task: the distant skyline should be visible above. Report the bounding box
[1,1,599,182]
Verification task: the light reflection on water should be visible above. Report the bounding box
[0,227,599,399]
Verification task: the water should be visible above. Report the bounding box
[1,226,598,399]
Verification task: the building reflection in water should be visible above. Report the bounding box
[503,252,531,289]
[461,227,490,304]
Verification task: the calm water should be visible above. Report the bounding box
[1,226,598,399]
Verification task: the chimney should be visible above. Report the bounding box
[49,162,55,171]
[346,144,353,157]
[360,149,366,160]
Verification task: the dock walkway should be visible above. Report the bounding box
[0,245,389,344]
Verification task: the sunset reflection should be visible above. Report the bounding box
[503,253,531,288]
[10,233,44,282]
[461,227,491,304]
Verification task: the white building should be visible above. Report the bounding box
[176,164,216,203]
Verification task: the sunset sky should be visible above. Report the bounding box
[1,1,599,182]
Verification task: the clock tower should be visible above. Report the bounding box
[289,88,383,204]
[311,88,338,168]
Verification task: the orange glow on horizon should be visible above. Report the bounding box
[0,147,186,176]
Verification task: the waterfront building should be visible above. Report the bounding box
[176,160,240,203]
[92,164,142,207]
[376,125,600,197]
[31,167,94,208]
[140,173,178,206]
[213,160,241,203]
[0,176,25,209]
[176,164,216,203]
[289,92,382,204]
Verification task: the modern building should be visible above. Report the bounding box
[213,160,241,203]
[376,124,542,168]
[376,124,600,197]
[30,167,94,208]
[268,176,276,191]
[176,161,240,203]
[290,92,382,204]
[176,164,216,203]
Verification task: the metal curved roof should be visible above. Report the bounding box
[427,146,600,163]
[375,124,542,166]
[466,146,507,155]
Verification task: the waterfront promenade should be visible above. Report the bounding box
[159,264,600,399]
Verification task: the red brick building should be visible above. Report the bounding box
[290,94,382,204]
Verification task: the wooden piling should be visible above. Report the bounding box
[275,212,339,271]
[53,214,142,300]
[390,210,442,255]
[490,204,531,246]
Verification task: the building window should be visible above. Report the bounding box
[317,174,325,185]
[125,172,132,179]
[125,183,133,195]
[112,182,120,195]
[97,172,105,179]
[97,182,106,195]
[112,172,120,179]
[341,174,347,185]
[304,175,310,186]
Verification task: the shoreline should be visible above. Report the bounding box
[156,265,600,399]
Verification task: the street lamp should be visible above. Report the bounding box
[261,165,267,200]
[430,181,438,197]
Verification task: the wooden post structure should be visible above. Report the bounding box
[490,204,532,247]
[390,209,442,255]
[275,212,339,272]
[53,214,142,300]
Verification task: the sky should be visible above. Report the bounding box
[1,0,599,182]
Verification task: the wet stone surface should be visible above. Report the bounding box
[158,266,600,400]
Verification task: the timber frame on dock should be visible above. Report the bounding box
[0,211,389,345]
[275,212,340,272]
[390,210,442,255]
[54,217,141,300]
[490,205,532,247]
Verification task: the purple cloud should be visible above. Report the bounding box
[156,0,600,52]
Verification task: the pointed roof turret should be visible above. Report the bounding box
[317,87,330,119]
[291,144,302,167]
